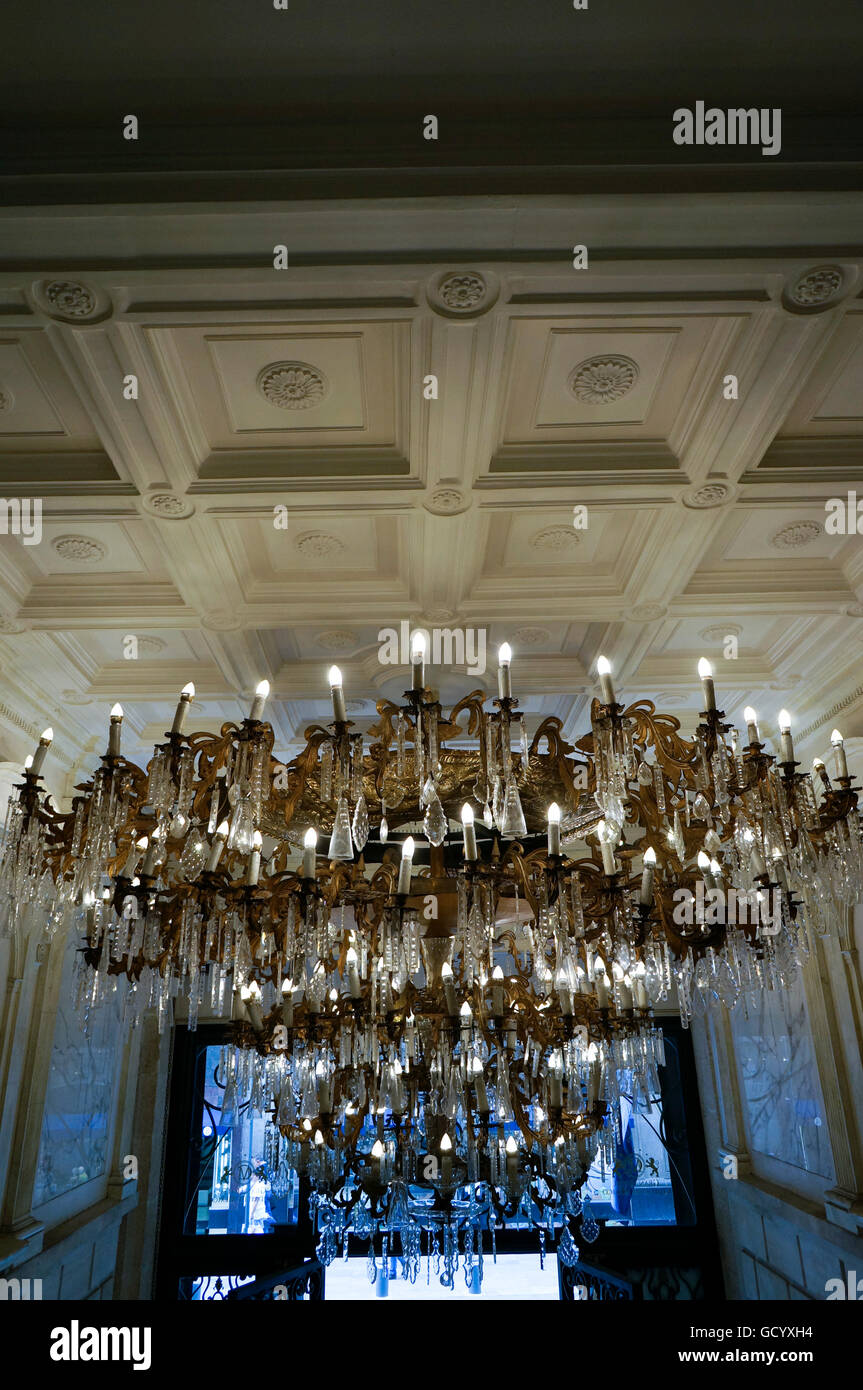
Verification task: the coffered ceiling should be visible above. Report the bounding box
[1,194,862,795]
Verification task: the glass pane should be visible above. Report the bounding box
[33,931,122,1207]
[582,1091,677,1226]
[732,972,834,1179]
[191,1044,300,1235]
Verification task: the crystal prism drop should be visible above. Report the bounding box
[499,779,527,838]
[693,792,711,821]
[423,793,447,847]
[179,831,208,881]
[328,796,353,860]
[482,802,493,829]
[379,814,388,843]
[351,793,369,851]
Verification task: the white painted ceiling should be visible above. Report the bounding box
[1,193,862,796]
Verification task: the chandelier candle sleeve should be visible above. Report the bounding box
[281,978,294,1027]
[397,836,415,895]
[345,947,361,999]
[491,964,505,1015]
[547,801,561,855]
[328,667,347,724]
[831,729,849,780]
[640,845,657,905]
[597,821,617,875]
[505,1135,519,1182]
[750,843,767,878]
[461,803,478,860]
[594,957,610,1008]
[441,961,458,1015]
[302,827,317,879]
[698,658,716,713]
[30,727,53,776]
[206,821,229,872]
[249,679,270,722]
[108,704,123,757]
[440,1133,453,1186]
[597,655,615,705]
[246,830,263,886]
[410,632,426,692]
[460,1000,473,1042]
[498,643,512,699]
[778,710,795,764]
[743,706,759,744]
[473,1062,490,1114]
[171,682,195,735]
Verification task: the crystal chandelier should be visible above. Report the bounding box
[1,646,860,1291]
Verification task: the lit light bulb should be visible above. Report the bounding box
[643,846,657,865]
[743,706,759,743]
[596,654,615,704]
[328,666,346,722]
[547,800,561,855]
[498,642,513,698]
[440,1132,452,1152]
[698,657,716,711]
[249,679,270,721]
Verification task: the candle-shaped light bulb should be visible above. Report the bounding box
[302,826,317,880]
[547,801,561,856]
[639,844,656,905]
[831,728,849,780]
[498,641,513,699]
[505,1134,519,1182]
[410,630,426,691]
[206,819,229,872]
[697,849,714,886]
[30,727,54,776]
[461,802,478,861]
[108,703,123,756]
[596,654,615,705]
[743,705,759,744]
[281,975,294,1027]
[171,681,196,735]
[778,709,794,764]
[491,964,504,1016]
[23,755,32,770]
[249,678,270,722]
[459,999,473,1040]
[244,979,264,1031]
[397,835,415,895]
[327,665,347,723]
[345,946,361,1000]
[697,657,716,712]
[596,820,617,875]
[246,829,263,886]
[439,1130,453,1186]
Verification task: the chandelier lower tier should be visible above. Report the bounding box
[2,651,860,1288]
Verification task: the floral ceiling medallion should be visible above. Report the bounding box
[257,361,329,410]
[52,534,107,563]
[568,355,639,404]
[771,520,823,549]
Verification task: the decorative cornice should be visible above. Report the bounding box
[798,684,863,742]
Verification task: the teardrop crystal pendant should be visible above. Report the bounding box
[692,791,711,821]
[351,793,369,851]
[328,795,353,860]
[423,792,448,846]
[379,812,389,843]
[179,831,208,881]
[500,779,527,838]
[482,801,493,829]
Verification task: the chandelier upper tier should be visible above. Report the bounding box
[2,641,860,1289]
